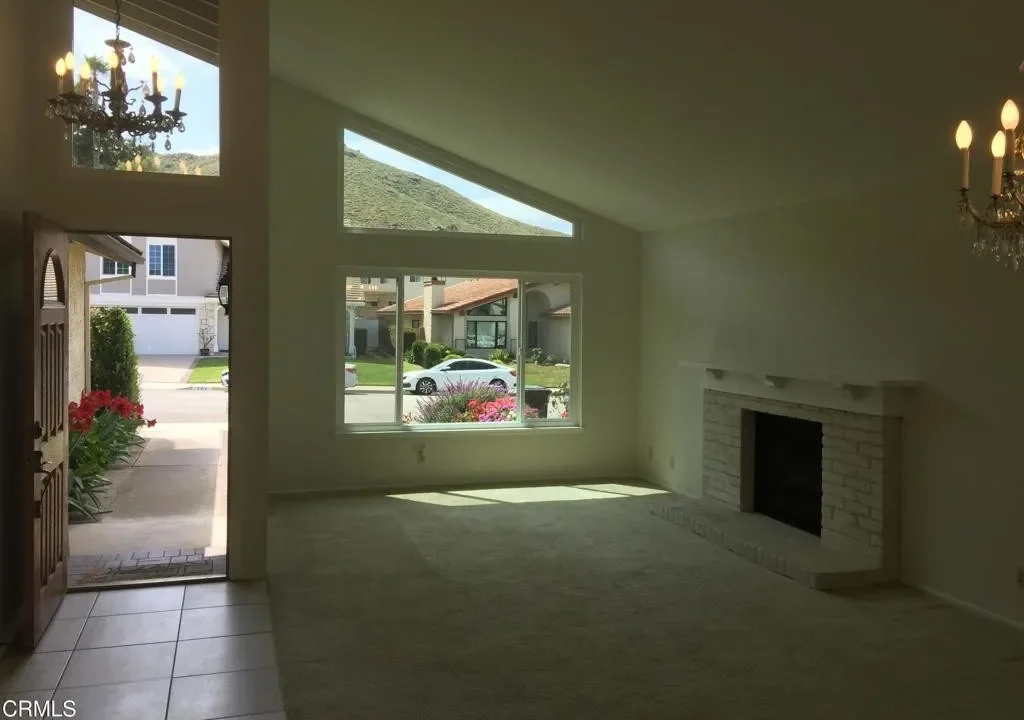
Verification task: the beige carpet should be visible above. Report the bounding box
[267,488,1024,720]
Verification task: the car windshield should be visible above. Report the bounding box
[429,361,452,370]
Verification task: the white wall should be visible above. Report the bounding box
[638,176,1024,625]
[270,79,641,493]
[67,243,87,402]
[0,0,28,635]
[13,0,270,579]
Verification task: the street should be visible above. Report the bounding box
[141,386,228,423]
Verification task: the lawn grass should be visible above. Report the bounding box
[517,362,570,388]
[353,356,422,385]
[188,356,228,383]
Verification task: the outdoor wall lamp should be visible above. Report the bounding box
[217,262,230,315]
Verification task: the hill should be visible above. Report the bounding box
[342,146,567,236]
[153,149,567,237]
[155,152,221,176]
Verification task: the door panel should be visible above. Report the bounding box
[18,213,70,649]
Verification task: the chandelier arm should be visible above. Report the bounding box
[958,190,985,223]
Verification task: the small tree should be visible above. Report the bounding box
[90,307,140,402]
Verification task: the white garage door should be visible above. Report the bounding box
[126,307,198,355]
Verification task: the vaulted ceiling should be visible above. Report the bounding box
[269,0,1022,232]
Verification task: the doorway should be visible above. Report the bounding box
[63,231,231,588]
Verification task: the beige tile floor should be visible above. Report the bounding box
[0,581,284,720]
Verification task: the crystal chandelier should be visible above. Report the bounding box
[46,0,186,153]
[955,67,1024,269]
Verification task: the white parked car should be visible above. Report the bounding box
[344,363,359,388]
[404,358,516,395]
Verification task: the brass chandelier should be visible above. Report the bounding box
[955,65,1024,269]
[46,0,186,152]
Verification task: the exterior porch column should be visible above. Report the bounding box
[347,306,356,357]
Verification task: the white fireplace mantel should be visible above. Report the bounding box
[679,361,921,417]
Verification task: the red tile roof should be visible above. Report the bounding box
[545,304,571,317]
[377,278,518,315]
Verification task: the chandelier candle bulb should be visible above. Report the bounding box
[55,58,65,94]
[956,121,973,189]
[150,56,159,97]
[78,62,91,95]
[991,131,1006,196]
[1001,100,1020,172]
[63,52,74,91]
[173,74,183,112]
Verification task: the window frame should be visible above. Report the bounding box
[145,238,178,297]
[465,320,507,350]
[466,297,507,317]
[69,5,222,180]
[100,255,134,296]
[339,118,581,242]
[101,258,131,276]
[338,267,580,434]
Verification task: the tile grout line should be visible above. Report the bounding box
[48,591,96,698]
[163,590,186,720]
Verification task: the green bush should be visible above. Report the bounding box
[406,340,428,366]
[448,347,467,357]
[489,349,515,364]
[389,325,417,356]
[68,390,154,519]
[526,347,546,363]
[90,307,140,402]
[421,342,448,369]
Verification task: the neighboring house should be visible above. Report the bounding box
[376,277,571,360]
[86,236,230,355]
[350,276,470,354]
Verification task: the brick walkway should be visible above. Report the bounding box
[69,548,227,587]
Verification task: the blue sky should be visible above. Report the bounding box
[344,130,572,234]
[73,8,219,155]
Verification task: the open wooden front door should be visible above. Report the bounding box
[17,212,70,648]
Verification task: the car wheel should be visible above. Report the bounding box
[489,379,507,392]
[416,378,437,395]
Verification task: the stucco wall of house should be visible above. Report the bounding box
[540,317,571,363]
[67,243,87,403]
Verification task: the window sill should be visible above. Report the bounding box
[337,423,583,439]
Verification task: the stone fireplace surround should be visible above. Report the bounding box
[654,364,917,590]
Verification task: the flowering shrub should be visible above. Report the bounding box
[68,390,156,519]
[404,380,539,424]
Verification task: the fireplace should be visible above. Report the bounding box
[751,412,823,536]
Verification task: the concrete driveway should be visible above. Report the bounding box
[138,354,198,384]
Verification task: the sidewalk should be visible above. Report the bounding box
[68,420,228,585]
[140,381,225,391]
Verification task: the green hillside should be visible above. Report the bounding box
[151,148,566,237]
[155,152,220,176]
[342,146,568,236]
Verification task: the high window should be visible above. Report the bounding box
[72,5,220,176]
[147,244,176,277]
[338,273,577,430]
[342,130,574,237]
[101,259,130,275]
